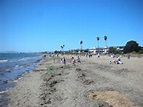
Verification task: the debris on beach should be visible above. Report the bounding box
[83,77,94,85]
[75,68,81,71]
[87,90,135,107]
[76,68,94,85]
[39,66,66,107]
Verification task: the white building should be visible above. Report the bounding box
[89,47,109,54]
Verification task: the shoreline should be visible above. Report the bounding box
[0,56,43,107]
[6,55,143,107]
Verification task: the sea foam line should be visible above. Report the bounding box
[0,60,8,63]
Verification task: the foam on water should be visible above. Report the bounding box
[0,60,8,63]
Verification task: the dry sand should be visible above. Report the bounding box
[7,55,143,107]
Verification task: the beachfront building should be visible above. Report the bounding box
[111,46,125,53]
[116,46,124,51]
[89,47,109,54]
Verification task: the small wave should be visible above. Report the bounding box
[19,57,32,61]
[14,65,20,69]
[0,90,7,94]
[14,64,30,69]
[0,60,8,63]
[19,56,39,62]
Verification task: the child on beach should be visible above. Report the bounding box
[77,56,81,63]
[71,57,76,64]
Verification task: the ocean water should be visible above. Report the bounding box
[0,53,43,106]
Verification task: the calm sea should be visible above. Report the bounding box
[0,53,43,106]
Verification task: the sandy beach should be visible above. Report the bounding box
[6,54,143,107]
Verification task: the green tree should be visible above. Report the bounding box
[108,47,116,54]
[61,46,63,50]
[124,40,140,53]
[104,36,107,47]
[61,45,65,54]
[54,50,57,54]
[139,47,143,54]
[54,50,60,54]
[84,49,89,52]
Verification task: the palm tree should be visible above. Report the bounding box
[63,45,65,51]
[61,45,65,50]
[61,45,65,54]
[80,41,83,52]
[104,36,107,47]
[61,46,63,54]
[61,45,63,50]
[97,37,100,48]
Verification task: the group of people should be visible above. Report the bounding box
[60,57,66,64]
[110,56,123,64]
[71,56,81,64]
[47,53,125,65]
[60,56,81,65]
[85,53,93,57]
[85,52,101,58]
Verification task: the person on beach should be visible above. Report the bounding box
[57,54,59,58]
[127,54,131,59]
[117,57,123,64]
[97,53,100,58]
[110,57,123,64]
[63,57,66,65]
[43,54,46,59]
[117,57,121,61]
[60,58,63,63]
[89,54,92,57]
[77,56,81,63]
[85,53,88,57]
[52,55,55,63]
[71,57,76,65]
[110,60,117,64]
[117,60,123,64]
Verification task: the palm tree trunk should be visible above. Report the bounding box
[98,41,99,48]
[81,44,82,51]
[97,41,99,53]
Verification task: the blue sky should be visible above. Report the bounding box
[0,0,143,52]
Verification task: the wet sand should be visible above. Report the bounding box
[7,55,143,107]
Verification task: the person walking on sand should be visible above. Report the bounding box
[63,57,66,65]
